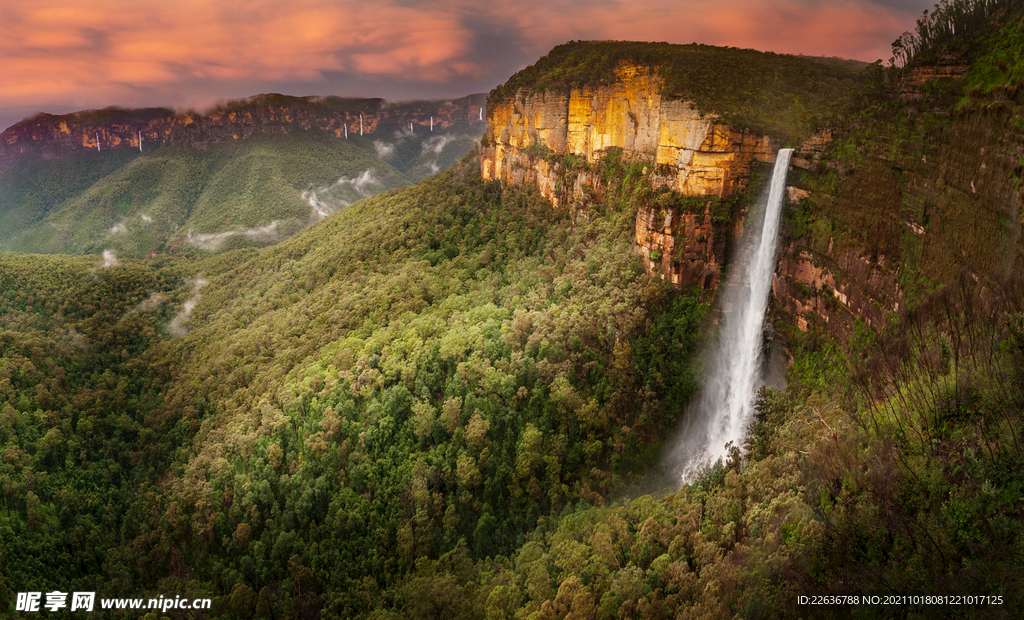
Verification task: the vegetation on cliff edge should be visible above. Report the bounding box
[490,41,869,144]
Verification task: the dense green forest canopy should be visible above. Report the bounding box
[0,152,718,617]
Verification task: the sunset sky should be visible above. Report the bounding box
[1,0,936,131]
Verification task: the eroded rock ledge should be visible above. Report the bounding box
[480,62,784,293]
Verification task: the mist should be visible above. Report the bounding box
[168,279,209,337]
[185,222,282,251]
[301,170,381,220]
[100,250,119,268]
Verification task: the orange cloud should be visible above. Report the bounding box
[0,0,475,111]
[0,0,925,128]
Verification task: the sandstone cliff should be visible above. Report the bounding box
[480,62,776,293]
[482,63,774,201]
[0,94,487,169]
[771,54,1023,342]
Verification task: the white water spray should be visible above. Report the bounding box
[671,148,794,483]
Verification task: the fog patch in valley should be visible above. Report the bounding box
[301,169,381,219]
[185,221,281,251]
[131,292,167,314]
[168,278,209,337]
[100,250,119,268]
[373,140,395,159]
[421,134,460,155]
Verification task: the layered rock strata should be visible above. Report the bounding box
[773,241,903,336]
[481,64,774,202]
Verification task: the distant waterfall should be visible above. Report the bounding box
[671,148,794,483]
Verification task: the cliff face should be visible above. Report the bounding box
[482,64,774,201]
[770,131,903,336]
[0,94,486,169]
[481,62,775,292]
[773,238,904,335]
[896,53,970,102]
[771,60,1023,341]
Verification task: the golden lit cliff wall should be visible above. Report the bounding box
[481,63,774,202]
[481,62,775,292]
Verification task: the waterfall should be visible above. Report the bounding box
[671,148,794,483]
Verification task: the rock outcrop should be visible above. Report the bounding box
[480,62,777,293]
[897,53,970,101]
[481,63,774,202]
[773,241,904,336]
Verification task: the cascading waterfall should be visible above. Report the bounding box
[670,148,794,483]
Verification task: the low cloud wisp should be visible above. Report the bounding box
[100,249,119,268]
[168,278,209,337]
[421,134,460,155]
[185,221,281,251]
[373,140,396,159]
[301,169,381,220]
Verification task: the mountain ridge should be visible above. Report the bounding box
[0,93,487,171]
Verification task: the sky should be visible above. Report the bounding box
[1,0,937,132]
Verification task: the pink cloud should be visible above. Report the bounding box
[493,0,913,63]
[0,0,475,111]
[0,0,925,125]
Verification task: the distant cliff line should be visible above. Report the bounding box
[0,93,487,166]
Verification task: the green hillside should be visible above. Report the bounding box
[0,124,480,256]
[0,152,714,617]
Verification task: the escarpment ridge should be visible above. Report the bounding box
[478,38,1023,343]
[479,42,859,294]
[0,93,487,168]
